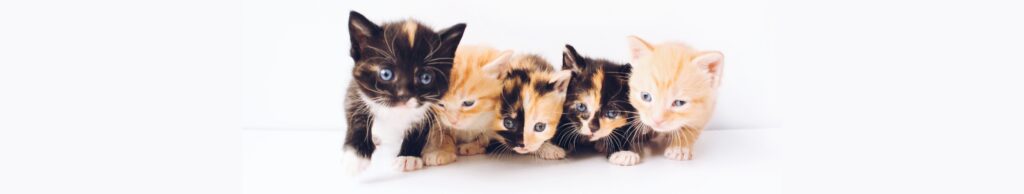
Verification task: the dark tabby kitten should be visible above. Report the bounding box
[553,44,646,165]
[342,11,465,174]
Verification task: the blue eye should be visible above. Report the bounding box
[641,92,652,102]
[605,111,618,118]
[533,123,546,132]
[575,103,587,112]
[379,69,393,81]
[419,72,433,84]
[462,100,475,107]
[503,118,514,129]
[673,100,687,107]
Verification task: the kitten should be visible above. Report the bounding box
[625,36,724,161]
[342,11,466,174]
[489,54,573,160]
[554,44,643,165]
[437,45,512,156]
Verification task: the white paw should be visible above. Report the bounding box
[393,156,425,172]
[536,143,566,160]
[341,150,370,175]
[423,151,456,166]
[457,143,486,156]
[608,151,641,166]
[664,146,693,161]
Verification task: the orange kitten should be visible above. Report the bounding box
[626,36,724,161]
[437,45,512,156]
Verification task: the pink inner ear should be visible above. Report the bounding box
[627,36,652,60]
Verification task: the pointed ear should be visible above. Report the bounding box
[693,51,725,87]
[348,11,380,61]
[562,44,586,72]
[435,23,467,58]
[482,50,514,79]
[626,36,653,61]
[548,70,574,94]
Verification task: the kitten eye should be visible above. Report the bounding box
[641,92,652,102]
[575,103,587,112]
[503,118,514,129]
[419,72,434,84]
[462,100,475,107]
[673,100,687,107]
[533,123,546,132]
[605,111,619,118]
[379,69,394,81]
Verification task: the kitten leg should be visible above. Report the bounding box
[605,129,640,166]
[423,125,456,166]
[342,111,374,175]
[664,127,702,161]
[395,128,430,172]
[536,142,566,160]
[457,134,487,156]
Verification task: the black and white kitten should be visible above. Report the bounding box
[342,11,465,174]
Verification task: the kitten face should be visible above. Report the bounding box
[626,36,724,133]
[348,11,466,111]
[491,55,571,153]
[438,45,510,130]
[561,45,635,141]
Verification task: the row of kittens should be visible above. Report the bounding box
[342,11,723,174]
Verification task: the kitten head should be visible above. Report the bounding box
[561,45,634,141]
[626,36,724,133]
[348,11,466,111]
[438,45,512,130]
[491,55,572,154]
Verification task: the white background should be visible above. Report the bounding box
[242,0,780,130]
[3,0,1024,194]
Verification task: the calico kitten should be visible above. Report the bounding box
[553,44,643,165]
[489,54,573,159]
[625,36,724,161]
[437,45,512,156]
[342,11,466,174]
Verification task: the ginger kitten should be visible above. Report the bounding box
[626,36,724,161]
[437,45,512,156]
[490,54,573,159]
[341,11,465,174]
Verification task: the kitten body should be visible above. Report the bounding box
[553,44,645,165]
[341,11,465,174]
[438,45,512,156]
[489,54,572,159]
[625,36,724,161]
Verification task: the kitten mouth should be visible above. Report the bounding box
[512,147,530,154]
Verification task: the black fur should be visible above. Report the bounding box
[343,11,466,160]
[553,44,641,157]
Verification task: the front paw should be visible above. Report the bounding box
[423,151,456,166]
[664,146,693,161]
[393,156,425,172]
[537,143,566,160]
[457,143,486,156]
[608,151,641,166]
[341,151,370,175]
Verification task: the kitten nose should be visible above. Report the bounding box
[515,143,525,148]
[590,126,599,133]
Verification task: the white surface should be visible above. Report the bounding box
[242,0,780,130]
[244,128,781,194]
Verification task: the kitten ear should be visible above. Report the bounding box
[626,36,653,61]
[692,51,725,87]
[562,44,586,72]
[549,70,574,93]
[348,11,381,61]
[483,50,514,79]
[435,23,467,58]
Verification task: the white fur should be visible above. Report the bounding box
[608,151,640,166]
[536,142,566,160]
[341,147,370,175]
[357,93,432,172]
[664,146,693,161]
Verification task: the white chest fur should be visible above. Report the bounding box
[359,94,429,146]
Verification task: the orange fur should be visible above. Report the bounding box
[627,36,724,160]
